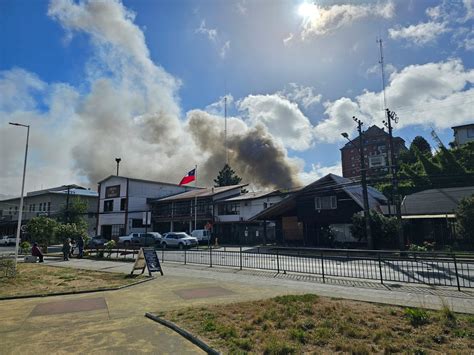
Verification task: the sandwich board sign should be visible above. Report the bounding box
[131,247,163,276]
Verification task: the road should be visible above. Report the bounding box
[87,248,474,289]
[0,246,15,256]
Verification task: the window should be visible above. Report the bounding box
[132,219,144,228]
[105,185,121,198]
[218,203,240,215]
[39,203,43,211]
[315,196,337,210]
[120,198,127,211]
[104,200,114,212]
[467,127,474,138]
[263,202,268,209]
[47,202,51,212]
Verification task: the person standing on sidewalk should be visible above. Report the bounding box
[62,238,71,261]
[77,235,84,259]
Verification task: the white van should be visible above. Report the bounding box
[191,229,211,243]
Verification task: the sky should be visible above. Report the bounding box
[0,0,473,196]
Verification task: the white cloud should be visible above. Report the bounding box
[463,0,474,21]
[278,83,322,109]
[313,59,474,142]
[283,32,294,46]
[299,162,342,185]
[235,0,247,15]
[220,41,230,58]
[238,94,314,151]
[205,94,234,115]
[389,21,449,45]
[426,5,441,19]
[366,63,397,77]
[195,20,217,41]
[0,0,304,194]
[300,1,394,39]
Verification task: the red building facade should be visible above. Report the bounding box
[340,125,406,179]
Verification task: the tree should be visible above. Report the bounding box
[214,164,243,187]
[26,217,59,248]
[456,194,474,243]
[56,223,89,244]
[57,196,88,230]
[351,211,399,249]
[410,136,431,156]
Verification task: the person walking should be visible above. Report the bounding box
[31,242,44,263]
[77,235,84,259]
[62,238,71,261]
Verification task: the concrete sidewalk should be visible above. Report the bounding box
[1,257,473,354]
[44,257,474,314]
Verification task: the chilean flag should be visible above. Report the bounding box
[179,168,196,186]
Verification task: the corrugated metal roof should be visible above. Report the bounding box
[153,184,248,202]
[218,190,278,202]
[401,186,474,215]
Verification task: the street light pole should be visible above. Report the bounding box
[9,122,30,271]
[342,117,373,249]
[115,158,121,176]
[383,109,405,250]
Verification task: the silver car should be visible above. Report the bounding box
[161,232,198,249]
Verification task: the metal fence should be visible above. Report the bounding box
[86,246,474,290]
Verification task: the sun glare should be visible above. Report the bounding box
[298,2,318,18]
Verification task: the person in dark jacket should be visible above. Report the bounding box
[77,236,84,259]
[62,238,71,261]
[31,242,44,263]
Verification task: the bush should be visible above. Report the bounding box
[456,195,474,244]
[19,241,31,254]
[351,211,399,249]
[404,307,429,327]
[104,240,116,258]
[0,258,16,278]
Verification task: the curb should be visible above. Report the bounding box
[145,312,220,355]
[0,276,154,301]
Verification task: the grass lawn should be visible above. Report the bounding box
[163,294,474,354]
[0,263,146,298]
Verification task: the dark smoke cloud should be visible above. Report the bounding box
[187,110,301,189]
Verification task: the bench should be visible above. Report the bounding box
[24,255,38,263]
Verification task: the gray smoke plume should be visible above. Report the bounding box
[187,110,301,189]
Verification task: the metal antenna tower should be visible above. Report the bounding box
[377,38,388,111]
[224,96,228,165]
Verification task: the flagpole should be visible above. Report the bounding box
[194,164,197,231]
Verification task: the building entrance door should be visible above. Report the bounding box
[101,225,112,240]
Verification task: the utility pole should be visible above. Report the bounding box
[384,109,405,250]
[66,185,71,224]
[354,116,374,250]
[224,96,228,166]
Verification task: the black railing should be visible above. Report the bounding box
[85,246,474,290]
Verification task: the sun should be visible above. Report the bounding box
[297,2,319,19]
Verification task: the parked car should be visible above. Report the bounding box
[87,236,108,248]
[0,235,18,246]
[191,229,211,244]
[161,232,198,249]
[118,232,162,247]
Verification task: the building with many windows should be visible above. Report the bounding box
[0,185,98,237]
[96,175,195,239]
[149,185,246,235]
[340,125,406,179]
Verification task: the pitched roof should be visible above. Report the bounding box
[401,186,474,215]
[97,175,196,188]
[249,173,387,221]
[218,190,282,203]
[152,184,248,202]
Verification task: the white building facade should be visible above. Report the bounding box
[97,176,194,239]
[452,123,474,146]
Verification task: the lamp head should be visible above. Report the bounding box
[341,132,349,139]
[115,158,121,164]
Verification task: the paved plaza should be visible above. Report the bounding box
[1,257,473,354]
